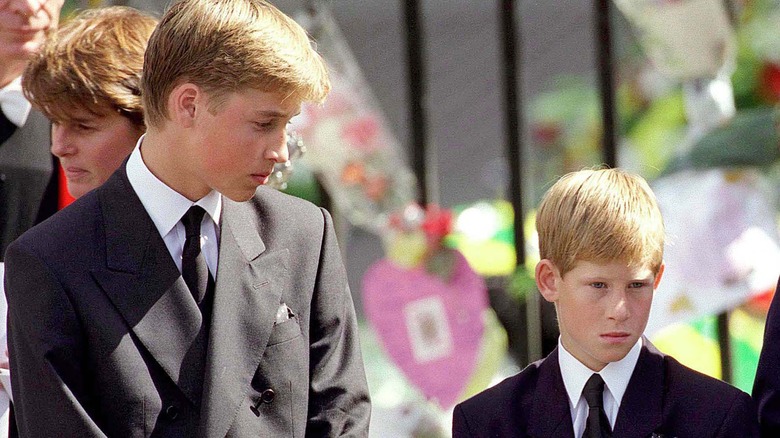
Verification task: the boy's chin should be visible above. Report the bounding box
[223,192,256,202]
[220,186,260,202]
[598,339,640,360]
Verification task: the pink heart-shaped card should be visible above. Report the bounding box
[362,250,488,408]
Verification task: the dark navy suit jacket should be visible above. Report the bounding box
[753,276,780,437]
[454,340,758,437]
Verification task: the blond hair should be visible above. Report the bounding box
[23,6,158,127]
[536,168,665,277]
[141,0,330,129]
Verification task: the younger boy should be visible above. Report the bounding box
[5,0,370,436]
[452,168,758,437]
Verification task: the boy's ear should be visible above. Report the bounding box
[168,83,200,127]
[653,263,665,289]
[535,259,560,303]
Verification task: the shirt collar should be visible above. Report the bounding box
[126,135,222,237]
[558,336,643,410]
[0,76,32,127]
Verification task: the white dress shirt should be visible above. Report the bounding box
[126,136,221,277]
[0,77,31,127]
[558,336,643,438]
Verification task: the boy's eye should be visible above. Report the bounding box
[591,282,607,289]
[629,282,648,289]
[255,117,295,132]
[255,120,277,130]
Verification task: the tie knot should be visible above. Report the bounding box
[181,206,207,239]
[583,374,605,408]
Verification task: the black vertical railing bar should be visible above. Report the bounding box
[500,0,541,363]
[717,313,732,383]
[715,0,736,385]
[723,0,737,25]
[595,0,617,168]
[500,0,524,265]
[403,0,429,205]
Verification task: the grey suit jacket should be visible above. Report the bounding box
[0,109,57,260]
[4,164,371,437]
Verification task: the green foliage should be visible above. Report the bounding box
[508,264,536,302]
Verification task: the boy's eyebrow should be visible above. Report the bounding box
[580,274,654,281]
[252,109,301,119]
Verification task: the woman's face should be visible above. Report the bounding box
[51,107,144,198]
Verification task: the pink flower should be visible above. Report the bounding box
[421,205,453,243]
[342,116,381,151]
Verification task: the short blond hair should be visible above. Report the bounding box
[536,168,665,277]
[141,0,330,129]
[23,6,158,127]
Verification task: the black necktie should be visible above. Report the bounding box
[179,206,215,404]
[0,109,17,145]
[582,374,612,438]
[181,206,210,304]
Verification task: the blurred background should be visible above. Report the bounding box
[68,0,780,435]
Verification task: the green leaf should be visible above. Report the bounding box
[663,107,780,175]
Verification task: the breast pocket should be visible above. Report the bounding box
[266,316,301,346]
[252,323,308,437]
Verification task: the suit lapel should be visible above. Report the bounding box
[528,348,576,438]
[199,197,289,438]
[90,166,205,405]
[612,338,664,437]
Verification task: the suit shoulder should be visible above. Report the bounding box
[662,355,758,435]
[8,191,101,257]
[663,355,752,407]
[664,355,744,393]
[251,186,324,220]
[232,187,333,250]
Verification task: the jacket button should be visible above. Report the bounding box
[165,405,179,420]
[261,389,275,404]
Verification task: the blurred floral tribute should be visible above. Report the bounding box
[288,6,498,425]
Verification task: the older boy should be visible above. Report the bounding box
[452,168,758,437]
[4,0,370,436]
[23,6,157,199]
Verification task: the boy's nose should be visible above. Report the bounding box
[608,292,630,322]
[265,133,289,164]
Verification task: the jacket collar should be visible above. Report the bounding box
[529,348,576,437]
[91,164,206,405]
[612,338,665,437]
